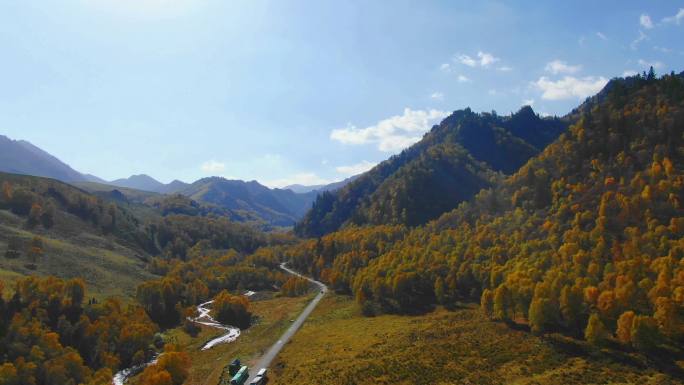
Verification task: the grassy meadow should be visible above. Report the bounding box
[0,209,154,300]
[268,295,684,385]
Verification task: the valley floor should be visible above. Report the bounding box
[268,295,684,385]
[131,293,314,385]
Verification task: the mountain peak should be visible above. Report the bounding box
[128,174,160,182]
[0,134,90,182]
[512,105,537,119]
[109,174,164,192]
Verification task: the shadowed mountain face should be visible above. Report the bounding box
[177,177,319,227]
[107,175,190,194]
[0,135,89,182]
[295,106,568,237]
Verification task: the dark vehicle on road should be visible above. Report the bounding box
[228,359,241,376]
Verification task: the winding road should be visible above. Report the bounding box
[245,263,328,383]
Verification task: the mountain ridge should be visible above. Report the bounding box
[295,105,568,237]
[0,134,353,226]
[0,135,89,182]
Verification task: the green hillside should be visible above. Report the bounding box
[0,173,156,298]
[0,172,274,297]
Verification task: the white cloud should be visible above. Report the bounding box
[545,60,582,74]
[522,99,535,106]
[457,54,477,67]
[200,160,226,173]
[638,59,663,69]
[631,30,648,50]
[440,63,451,72]
[623,70,638,77]
[662,8,684,24]
[430,92,444,101]
[477,51,500,67]
[497,66,513,72]
[330,108,449,152]
[335,160,377,175]
[534,76,608,100]
[263,173,331,189]
[640,14,654,29]
[488,89,498,96]
[455,51,500,68]
[596,32,608,41]
[457,74,471,83]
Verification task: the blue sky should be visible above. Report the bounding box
[1,1,683,186]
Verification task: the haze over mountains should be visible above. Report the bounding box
[0,135,93,183]
[109,174,189,194]
[0,134,356,226]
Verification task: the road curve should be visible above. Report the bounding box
[245,263,327,383]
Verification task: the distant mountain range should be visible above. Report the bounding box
[109,174,190,194]
[0,135,91,182]
[284,175,360,193]
[105,175,358,226]
[0,134,354,226]
[174,177,314,226]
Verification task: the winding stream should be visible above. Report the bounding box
[191,300,242,350]
[112,293,252,384]
[112,355,159,385]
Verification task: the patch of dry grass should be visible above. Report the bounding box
[268,295,683,385]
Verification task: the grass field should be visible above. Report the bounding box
[148,293,315,385]
[0,209,154,300]
[268,295,684,385]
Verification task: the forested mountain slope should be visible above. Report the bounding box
[179,177,318,227]
[296,106,566,237]
[286,72,684,354]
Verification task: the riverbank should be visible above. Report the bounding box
[164,294,314,385]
